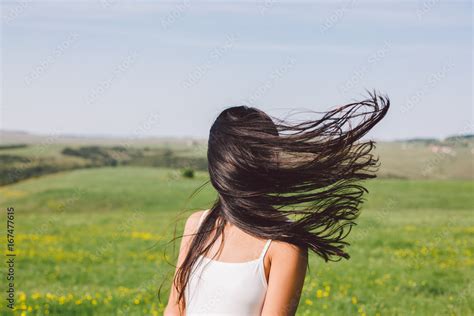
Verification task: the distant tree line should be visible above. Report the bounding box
[61,146,126,166]
[0,144,28,150]
[0,145,208,186]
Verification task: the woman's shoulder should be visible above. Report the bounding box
[183,209,209,234]
[269,240,308,263]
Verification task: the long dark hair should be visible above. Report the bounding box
[173,92,389,308]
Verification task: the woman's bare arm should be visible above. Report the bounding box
[164,211,204,316]
[261,242,308,316]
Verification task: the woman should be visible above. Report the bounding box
[165,93,389,315]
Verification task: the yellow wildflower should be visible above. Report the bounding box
[18,292,26,302]
[420,246,429,255]
[316,289,323,298]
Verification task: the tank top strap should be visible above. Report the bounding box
[259,239,272,260]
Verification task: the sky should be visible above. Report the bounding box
[1,1,472,141]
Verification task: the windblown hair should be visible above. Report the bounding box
[173,92,389,308]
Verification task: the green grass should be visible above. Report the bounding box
[0,167,473,315]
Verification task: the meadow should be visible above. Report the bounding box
[0,166,473,316]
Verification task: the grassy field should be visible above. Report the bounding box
[0,167,473,316]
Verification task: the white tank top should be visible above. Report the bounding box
[185,210,272,316]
